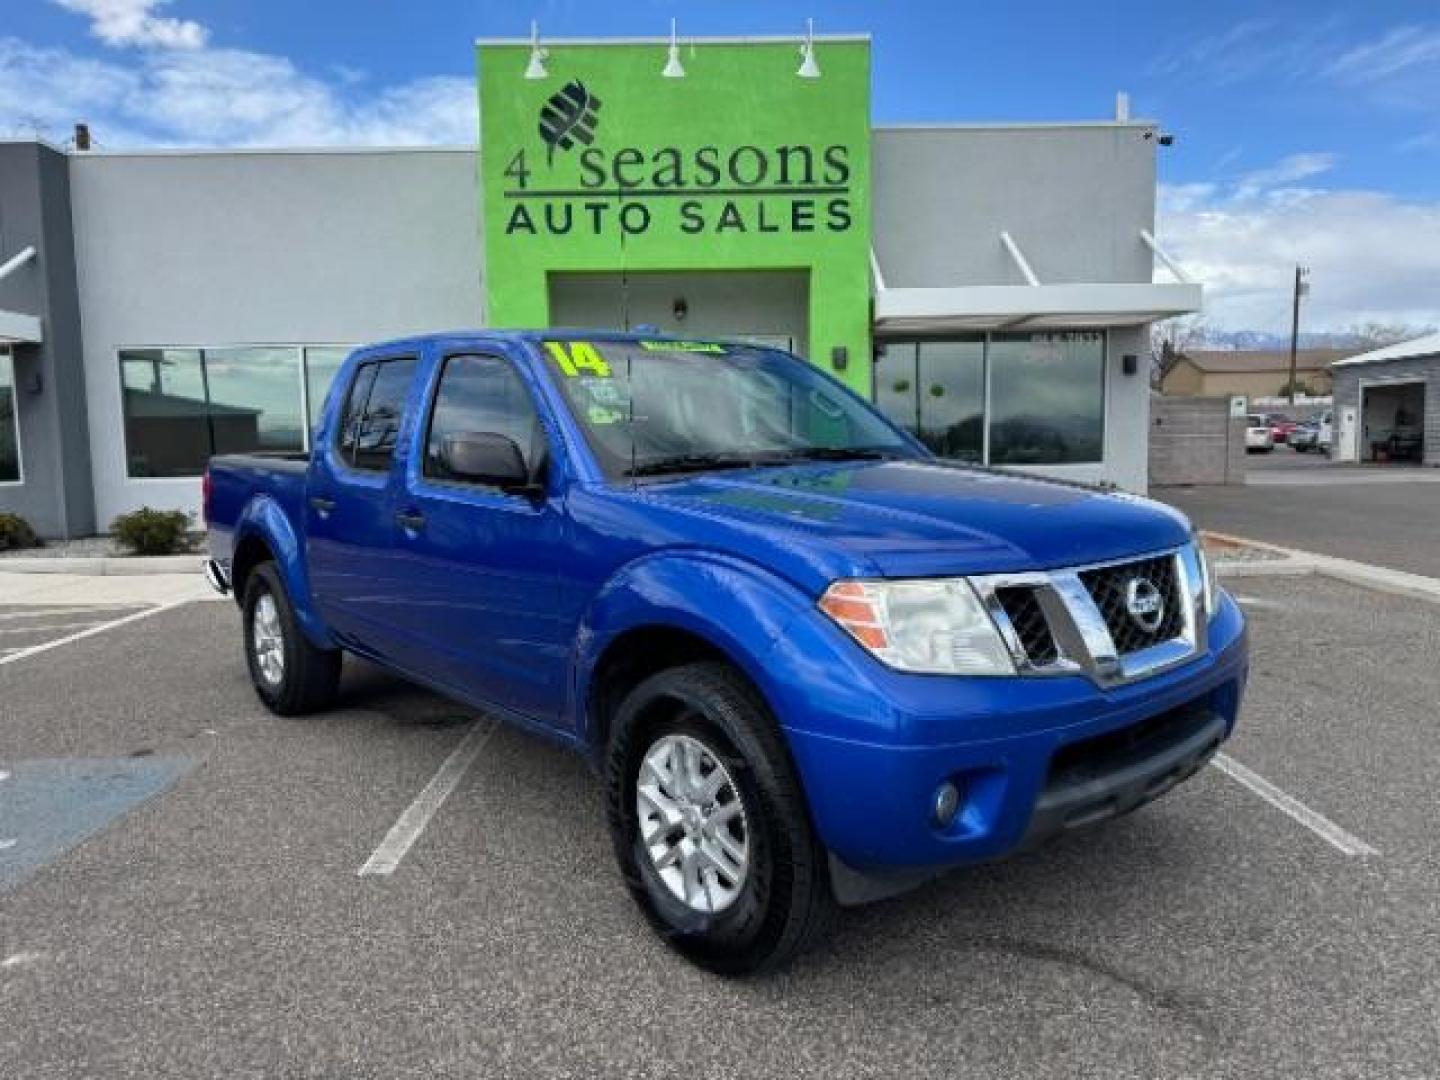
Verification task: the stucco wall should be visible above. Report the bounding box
[68,148,484,525]
[872,124,1156,288]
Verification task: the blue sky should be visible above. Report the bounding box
[4,0,1439,333]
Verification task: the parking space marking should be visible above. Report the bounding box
[0,599,191,667]
[358,719,497,877]
[0,606,143,620]
[1232,595,1285,610]
[1214,753,1380,858]
[0,620,111,636]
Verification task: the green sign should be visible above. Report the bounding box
[478,38,873,394]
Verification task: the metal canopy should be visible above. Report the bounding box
[0,246,42,344]
[874,281,1203,333]
[871,230,1202,333]
[0,309,42,345]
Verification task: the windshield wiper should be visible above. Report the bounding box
[625,453,767,477]
[769,447,896,462]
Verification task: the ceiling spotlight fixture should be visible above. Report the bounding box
[663,19,686,78]
[797,18,821,79]
[524,20,549,80]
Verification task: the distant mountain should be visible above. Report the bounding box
[1196,327,1437,351]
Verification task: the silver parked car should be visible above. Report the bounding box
[1245,413,1275,453]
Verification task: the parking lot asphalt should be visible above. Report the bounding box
[1157,464,1440,577]
[1,577,1435,1079]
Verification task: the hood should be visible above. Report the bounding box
[638,460,1192,577]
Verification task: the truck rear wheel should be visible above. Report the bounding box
[604,661,834,974]
[242,562,341,716]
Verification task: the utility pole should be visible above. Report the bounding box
[1286,265,1309,405]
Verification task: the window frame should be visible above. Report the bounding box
[332,360,380,469]
[0,347,22,486]
[418,350,548,493]
[115,343,355,481]
[341,354,420,476]
[873,329,1108,468]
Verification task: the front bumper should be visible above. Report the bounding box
[774,591,1248,896]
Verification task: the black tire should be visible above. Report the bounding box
[604,661,835,975]
[242,561,341,716]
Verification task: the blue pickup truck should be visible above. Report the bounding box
[205,330,1247,973]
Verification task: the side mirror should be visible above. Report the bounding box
[439,432,534,491]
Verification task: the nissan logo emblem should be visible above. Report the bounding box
[1124,578,1165,633]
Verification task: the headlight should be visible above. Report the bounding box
[1193,532,1218,616]
[819,579,1015,676]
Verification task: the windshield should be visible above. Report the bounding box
[539,339,923,478]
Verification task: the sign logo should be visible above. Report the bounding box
[1124,578,1165,633]
[538,80,602,164]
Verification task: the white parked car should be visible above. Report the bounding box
[1246,414,1275,453]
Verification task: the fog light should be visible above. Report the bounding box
[932,782,961,828]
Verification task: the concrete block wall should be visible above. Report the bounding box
[1332,357,1440,466]
[1148,395,1244,486]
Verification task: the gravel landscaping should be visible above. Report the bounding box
[0,534,204,560]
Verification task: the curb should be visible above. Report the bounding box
[0,555,204,576]
[1207,530,1440,606]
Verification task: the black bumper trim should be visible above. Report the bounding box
[1020,710,1226,849]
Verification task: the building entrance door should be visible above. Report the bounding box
[548,270,809,357]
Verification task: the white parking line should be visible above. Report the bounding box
[1214,753,1380,858]
[0,620,109,636]
[358,720,497,877]
[1232,596,1285,610]
[0,599,192,667]
[0,606,142,620]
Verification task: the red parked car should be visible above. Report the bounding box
[1264,414,1298,444]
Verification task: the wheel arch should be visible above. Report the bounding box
[573,552,815,759]
[232,495,335,649]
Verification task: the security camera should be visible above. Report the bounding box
[1158,132,1174,147]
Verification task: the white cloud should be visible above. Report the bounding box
[1326,26,1440,84]
[1159,160,1440,332]
[0,36,477,147]
[52,0,208,51]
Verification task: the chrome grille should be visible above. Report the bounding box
[994,587,1058,666]
[973,546,1205,687]
[1078,554,1185,656]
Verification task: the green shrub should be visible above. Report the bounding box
[111,507,194,556]
[0,512,42,552]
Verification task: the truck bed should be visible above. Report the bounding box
[206,452,311,549]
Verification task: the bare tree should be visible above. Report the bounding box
[1150,316,1209,389]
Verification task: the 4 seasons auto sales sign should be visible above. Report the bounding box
[477,36,873,386]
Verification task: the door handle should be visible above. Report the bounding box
[395,510,426,532]
[309,496,336,516]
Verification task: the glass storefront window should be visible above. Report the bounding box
[0,349,19,482]
[873,331,1106,467]
[119,345,354,477]
[203,347,304,456]
[917,339,984,462]
[988,332,1105,465]
[120,348,209,478]
[304,346,352,434]
[873,342,919,435]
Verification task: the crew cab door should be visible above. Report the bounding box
[307,354,419,652]
[386,349,568,724]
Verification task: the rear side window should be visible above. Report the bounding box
[335,357,418,471]
[336,362,378,462]
[424,354,542,482]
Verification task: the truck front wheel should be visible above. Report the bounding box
[604,662,834,974]
[242,562,341,716]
